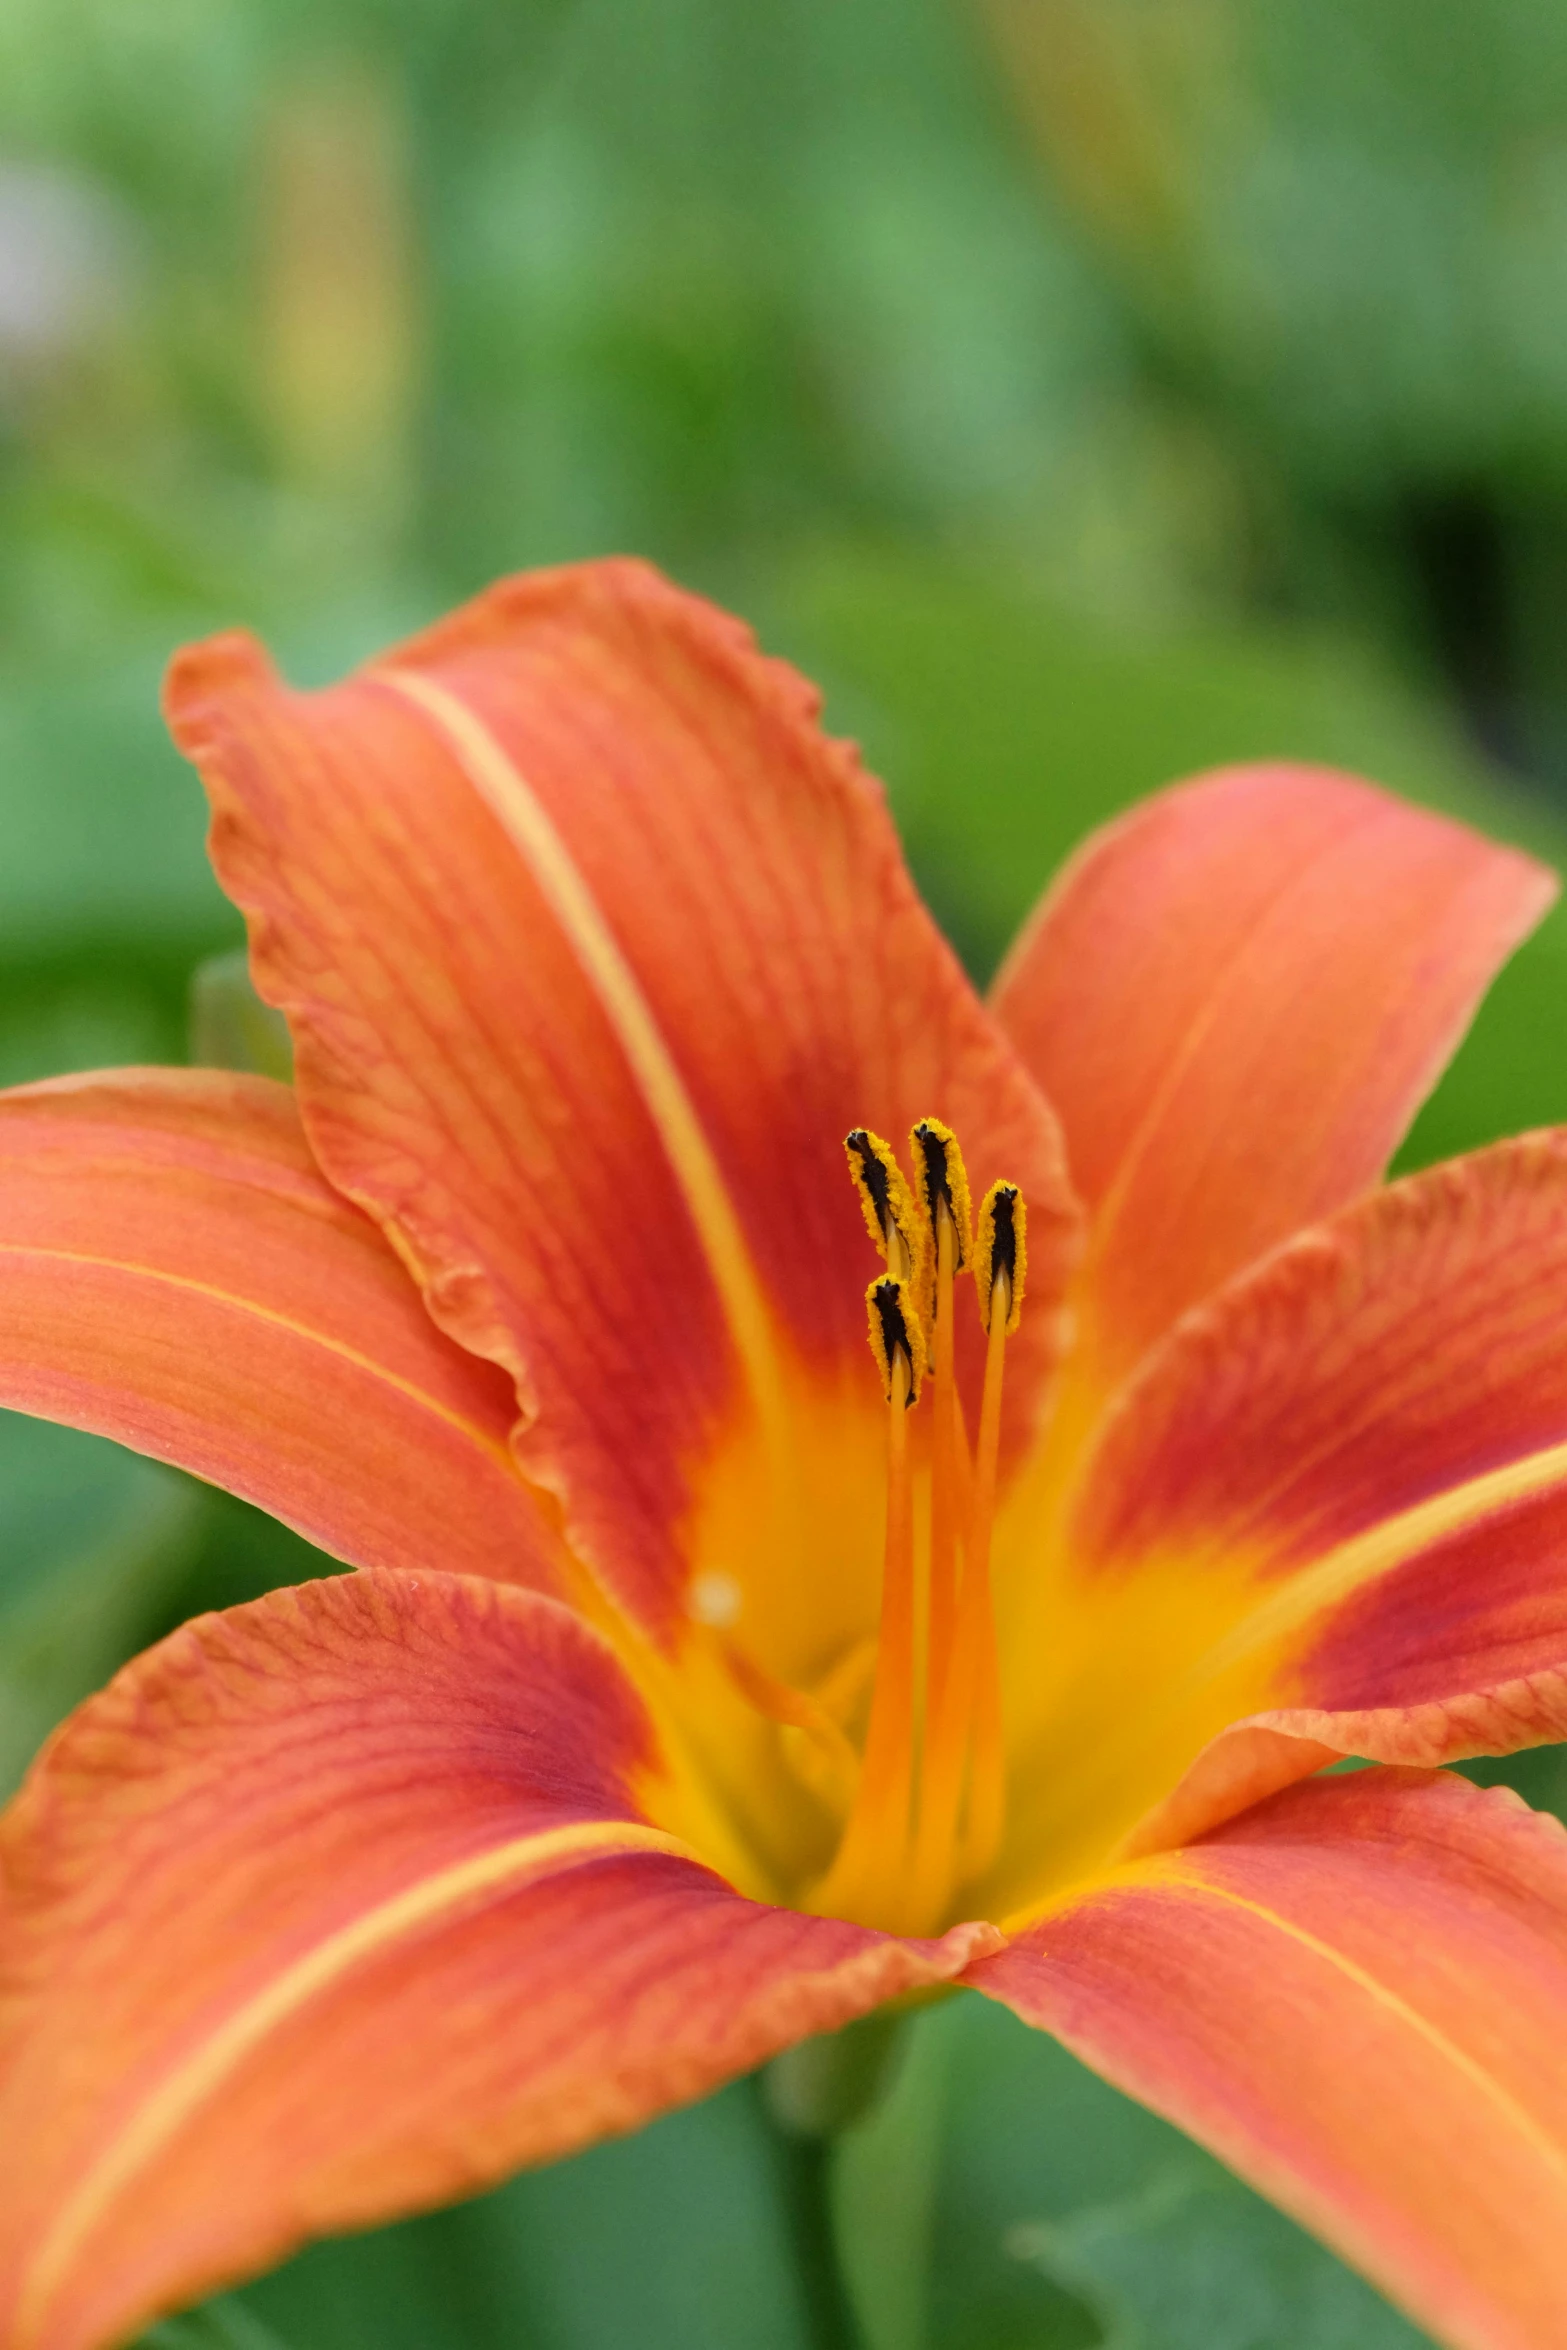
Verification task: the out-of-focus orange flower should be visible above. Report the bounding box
[3,563,1567,2350]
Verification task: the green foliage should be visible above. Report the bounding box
[188,948,293,1079]
[836,1996,1432,2350]
[768,538,1567,1169]
[0,1418,199,1794]
[142,2301,295,2350]
[0,1422,333,1797]
[139,2082,820,2350]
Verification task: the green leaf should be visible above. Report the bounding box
[765,539,1567,1169]
[188,949,294,1081]
[219,2079,816,2350]
[835,1994,1432,2350]
[139,2299,296,2350]
[0,1414,205,1796]
[0,1425,333,1794]
[0,652,229,955]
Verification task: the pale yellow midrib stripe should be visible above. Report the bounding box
[17,1819,699,2345]
[1085,855,1322,1256]
[376,667,789,1445]
[1192,1436,1567,1687]
[1002,1854,1567,2189]
[1163,1867,1567,2190]
[0,1241,516,1472]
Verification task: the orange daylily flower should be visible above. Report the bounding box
[4,562,1567,2350]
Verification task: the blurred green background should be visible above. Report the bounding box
[4,1,1567,2344]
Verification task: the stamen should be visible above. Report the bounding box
[813,1634,877,1727]
[811,1136,1023,1931]
[910,1119,973,1272]
[910,1180,1025,1921]
[910,1120,971,1731]
[961,1182,1027,1881]
[864,1272,927,1407]
[813,1275,924,1921]
[975,1180,1026,1337]
[717,1638,860,1811]
[845,1128,928,1297]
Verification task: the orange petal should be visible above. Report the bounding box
[968,1769,1567,2350]
[0,1569,995,2350]
[1066,1132,1567,1854]
[0,1068,564,1592]
[164,562,1079,1637]
[991,763,1554,1390]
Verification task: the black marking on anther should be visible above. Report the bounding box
[988,1185,1019,1293]
[913,1121,953,1226]
[872,1277,918,1404]
[847,1129,893,1234]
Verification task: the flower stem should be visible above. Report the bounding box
[765,2100,864,2350]
[763,2009,907,2138]
[759,2013,908,2349]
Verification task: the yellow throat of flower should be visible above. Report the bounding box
[693,1120,1029,1938]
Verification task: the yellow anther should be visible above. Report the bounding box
[844,1128,927,1294]
[910,1118,973,1273]
[865,1275,927,1407]
[975,1181,1026,1334]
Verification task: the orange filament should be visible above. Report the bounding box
[924,1203,961,1724]
[910,1118,972,1807]
[813,1323,919,1922]
[955,1261,1012,1881]
[957,1181,1024,1883]
[814,1633,877,1725]
[715,1636,861,1812]
[907,1257,1015,1920]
